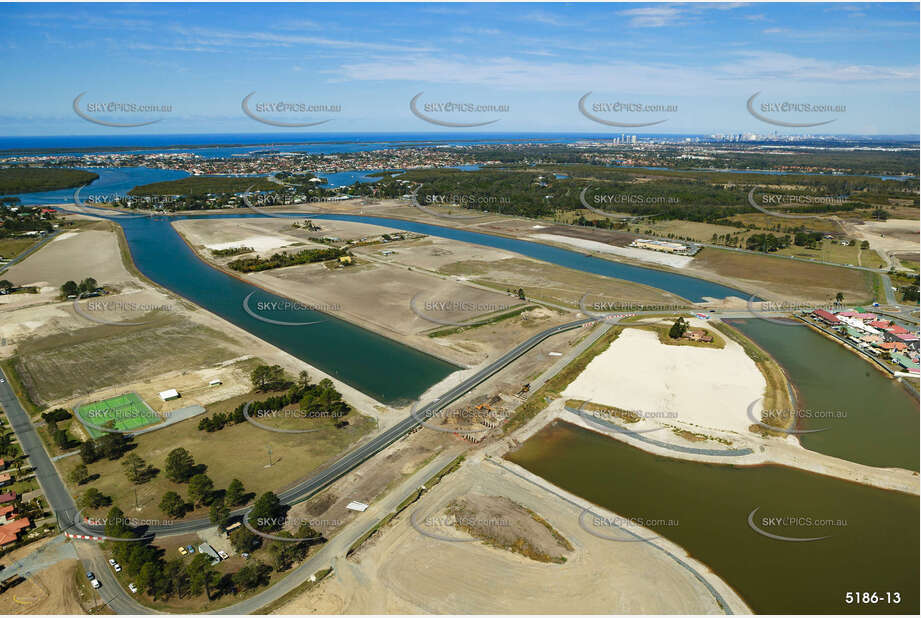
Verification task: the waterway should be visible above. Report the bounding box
[116,214,458,405]
[726,319,919,471]
[507,420,919,614]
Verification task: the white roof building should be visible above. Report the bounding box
[159,389,180,401]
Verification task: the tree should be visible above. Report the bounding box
[517,288,526,300]
[104,506,133,540]
[229,527,261,554]
[98,432,130,460]
[159,491,186,518]
[668,316,688,339]
[187,553,220,600]
[0,280,12,292]
[225,478,245,506]
[122,453,151,484]
[297,370,311,388]
[165,447,196,482]
[232,561,271,591]
[248,492,284,531]
[61,280,78,297]
[53,428,72,449]
[835,292,845,303]
[138,562,157,596]
[79,277,98,293]
[860,240,870,250]
[79,441,98,464]
[209,499,230,528]
[250,364,284,391]
[188,473,214,506]
[80,487,111,509]
[69,463,89,485]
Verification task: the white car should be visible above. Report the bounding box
[218,550,229,560]
[113,563,122,573]
[128,583,138,594]
[107,558,116,566]
[91,578,101,589]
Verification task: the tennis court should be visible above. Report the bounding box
[76,392,160,437]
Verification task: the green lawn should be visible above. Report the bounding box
[76,392,160,437]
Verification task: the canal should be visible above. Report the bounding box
[727,318,919,471]
[507,420,919,614]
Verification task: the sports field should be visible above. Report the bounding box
[76,392,159,437]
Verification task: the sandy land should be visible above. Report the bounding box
[173,218,580,368]
[2,228,132,288]
[0,559,85,615]
[276,456,744,614]
[562,325,765,435]
[0,217,395,428]
[205,235,296,253]
[530,233,694,268]
[846,218,919,254]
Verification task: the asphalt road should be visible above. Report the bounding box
[0,367,147,614]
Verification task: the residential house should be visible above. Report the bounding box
[0,517,30,548]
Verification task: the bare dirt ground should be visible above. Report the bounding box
[2,227,133,290]
[846,218,919,253]
[0,559,84,615]
[173,218,590,367]
[284,428,461,539]
[687,247,874,302]
[276,457,735,614]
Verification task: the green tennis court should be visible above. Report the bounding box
[76,392,159,437]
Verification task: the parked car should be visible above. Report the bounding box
[186,545,195,554]
[113,563,122,573]
[91,579,101,589]
[178,546,188,556]
[85,571,94,580]
[218,550,229,560]
[107,559,116,566]
[241,552,249,560]
[128,583,138,594]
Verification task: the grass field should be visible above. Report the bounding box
[690,247,875,302]
[14,316,238,405]
[76,392,159,438]
[60,393,376,520]
[0,237,39,261]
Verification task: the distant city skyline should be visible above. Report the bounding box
[1,2,918,136]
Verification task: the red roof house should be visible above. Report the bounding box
[0,517,30,547]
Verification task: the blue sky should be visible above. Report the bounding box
[0,2,918,136]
